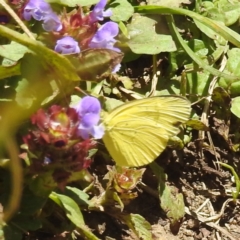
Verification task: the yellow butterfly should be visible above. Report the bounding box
[102,96,191,167]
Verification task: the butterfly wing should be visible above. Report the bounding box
[102,96,191,167]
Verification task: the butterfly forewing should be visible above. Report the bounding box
[102,96,191,167]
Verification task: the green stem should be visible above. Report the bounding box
[3,137,23,222]
[0,25,79,82]
[165,15,237,81]
[0,0,35,39]
[219,162,240,201]
[134,5,240,48]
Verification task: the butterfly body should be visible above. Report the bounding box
[102,96,191,167]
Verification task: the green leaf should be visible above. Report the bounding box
[120,214,152,240]
[224,7,240,26]
[231,97,240,118]
[214,0,240,26]
[28,172,57,197]
[50,192,84,225]
[15,78,36,109]
[150,163,185,227]
[110,0,134,22]
[50,192,100,240]
[166,15,240,82]
[0,41,29,62]
[186,69,211,100]
[161,185,185,226]
[3,225,22,240]
[64,186,90,207]
[47,0,98,7]
[126,15,176,54]
[104,97,124,111]
[134,5,240,48]
[188,39,209,57]
[194,19,224,42]
[147,0,191,8]
[219,48,240,95]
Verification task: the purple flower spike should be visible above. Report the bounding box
[75,96,105,140]
[90,0,112,23]
[55,36,80,55]
[23,0,52,21]
[89,21,120,52]
[42,12,62,32]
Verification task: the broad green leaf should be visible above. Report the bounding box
[231,97,240,118]
[15,78,36,109]
[134,5,240,48]
[120,214,152,240]
[0,41,29,62]
[64,186,90,207]
[160,185,185,226]
[3,225,22,240]
[223,6,240,26]
[29,172,57,197]
[186,69,211,100]
[214,0,240,26]
[47,0,98,6]
[110,0,134,22]
[50,192,100,240]
[203,7,225,22]
[150,163,185,227]
[219,48,240,95]
[126,15,176,54]
[50,192,84,225]
[104,97,124,111]
[188,39,208,57]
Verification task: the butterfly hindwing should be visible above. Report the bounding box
[102,96,191,167]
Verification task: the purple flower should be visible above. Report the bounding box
[89,0,112,23]
[55,36,80,55]
[23,0,52,21]
[74,96,104,140]
[112,63,121,73]
[42,12,62,32]
[89,21,120,52]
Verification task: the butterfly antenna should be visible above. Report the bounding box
[74,86,88,96]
